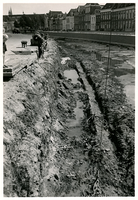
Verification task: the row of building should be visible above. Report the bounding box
[3,3,135,32]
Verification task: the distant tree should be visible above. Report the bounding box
[19,14,27,29]
[39,14,45,29]
[14,20,20,28]
[19,13,45,31]
[31,13,40,30]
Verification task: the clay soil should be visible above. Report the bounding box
[3,37,135,197]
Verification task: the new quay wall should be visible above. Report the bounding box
[47,31,135,47]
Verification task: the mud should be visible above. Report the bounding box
[3,38,135,197]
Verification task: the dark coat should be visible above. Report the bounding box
[3,42,7,54]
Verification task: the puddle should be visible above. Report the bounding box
[124,85,135,106]
[64,69,85,137]
[67,100,84,137]
[64,69,80,84]
[67,101,84,127]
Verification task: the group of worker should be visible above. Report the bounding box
[3,28,48,67]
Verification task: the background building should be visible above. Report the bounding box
[3,3,135,33]
[100,3,135,31]
[84,3,101,31]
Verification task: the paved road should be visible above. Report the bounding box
[5,33,37,65]
[6,33,33,55]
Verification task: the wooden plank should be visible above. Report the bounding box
[3,51,37,77]
[3,68,12,72]
[12,50,31,55]
[3,72,13,77]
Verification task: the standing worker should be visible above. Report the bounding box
[33,31,44,59]
[3,28,8,66]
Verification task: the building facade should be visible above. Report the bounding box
[111,3,135,31]
[100,3,135,31]
[95,9,101,31]
[84,3,101,31]
[48,11,63,31]
[90,15,96,31]
[76,6,85,31]
[66,16,74,31]
[100,3,112,31]
[3,4,135,33]
[66,9,78,31]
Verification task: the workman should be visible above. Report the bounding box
[33,31,44,59]
[3,28,8,66]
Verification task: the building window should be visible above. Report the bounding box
[130,10,132,19]
[121,12,123,19]
[129,20,131,28]
[132,9,135,18]
[66,18,69,23]
[126,21,128,29]
[123,11,125,19]
[107,13,109,19]
[118,12,120,19]
[126,11,128,19]
[85,7,90,13]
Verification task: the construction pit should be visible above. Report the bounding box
[3,38,135,197]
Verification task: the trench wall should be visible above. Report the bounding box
[3,39,62,197]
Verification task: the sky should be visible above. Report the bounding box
[3,3,85,15]
[2,0,136,15]
[2,1,107,15]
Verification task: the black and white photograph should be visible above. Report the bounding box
[2,0,136,198]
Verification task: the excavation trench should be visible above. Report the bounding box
[3,39,134,197]
[47,59,125,197]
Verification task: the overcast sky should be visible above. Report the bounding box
[3,3,84,15]
[3,0,134,15]
[2,1,107,15]
[3,3,87,15]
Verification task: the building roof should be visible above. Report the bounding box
[102,3,114,10]
[112,3,135,9]
[67,8,78,16]
[85,3,99,6]
[48,11,63,18]
[49,11,62,13]
[102,3,135,10]
[77,5,85,13]
[69,8,77,12]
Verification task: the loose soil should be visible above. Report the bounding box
[3,38,135,197]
